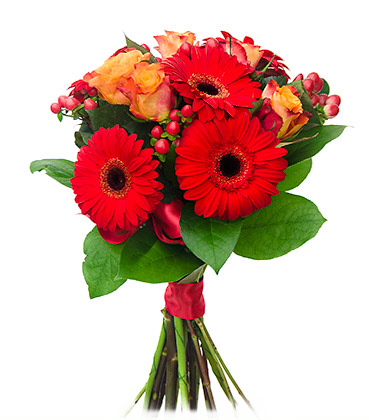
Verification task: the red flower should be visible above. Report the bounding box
[216,32,288,78]
[152,200,185,245]
[163,42,261,122]
[175,112,287,220]
[71,125,163,236]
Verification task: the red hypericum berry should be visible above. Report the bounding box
[306,72,323,92]
[178,42,192,58]
[181,104,193,118]
[58,95,68,107]
[89,88,98,97]
[50,103,61,114]
[206,38,219,48]
[65,97,80,110]
[326,94,341,106]
[166,121,180,135]
[154,139,170,154]
[141,43,150,51]
[324,103,339,118]
[169,109,181,121]
[293,73,304,81]
[319,94,328,106]
[151,125,163,139]
[83,98,98,110]
[303,78,314,93]
[310,93,320,106]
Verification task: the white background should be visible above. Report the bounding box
[1,1,368,419]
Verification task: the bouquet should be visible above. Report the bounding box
[30,30,346,414]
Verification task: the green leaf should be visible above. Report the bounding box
[284,125,346,166]
[180,203,244,273]
[125,34,158,63]
[234,192,326,260]
[320,78,330,95]
[83,227,127,298]
[87,103,155,144]
[119,226,203,283]
[30,159,74,187]
[278,158,312,192]
[262,75,287,88]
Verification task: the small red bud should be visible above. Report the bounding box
[293,73,304,81]
[303,78,314,93]
[310,93,320,107]
[179,42,192,57]
[306,72,323,92]
[141,43,150,51]
[169,109,181,121]
[50,103,61,114]
[166,121,180,136]
[154,139,170,154]
[58,95,68,107]
[324,103,339,118]
[151,125,163,139]
[206,38,219,48]
[89,88,98,97]
[64,97,80,110]
[319,94,328,106]
[326,94,341,106]
[83,98,98,110]
[181,105,193,118]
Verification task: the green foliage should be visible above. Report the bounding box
[180,203,244,273]
[118,226,203,283]
[234,192,326,260]
[285,125,346,166]
[125,34,158,63]
[30,159,74,187]
[320,78,330,95]
[87,102,155,145]
[278,158,312,192]
[83,228,127,298]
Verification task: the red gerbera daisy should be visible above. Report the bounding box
[175,112,287,220]
[71,125,163,236]
[163,42,261,122]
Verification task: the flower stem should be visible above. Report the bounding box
[143,320,166,410]
[186,320,216,410]
[164,311,178,410]
[148,344,168,410]
[194,318,255,412]
[174,316,190,411]
[123,383,146,418]
[187,332,199,410]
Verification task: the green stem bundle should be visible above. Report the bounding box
[125,309,255,416]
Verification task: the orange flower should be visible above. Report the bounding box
[123,62,175,121]
[86,50,151,104]
[154,30,196,58]
[262,80,309,140]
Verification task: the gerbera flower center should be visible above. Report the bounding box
[219,154,241,178]
[209,147,254,192]
[188,74,229,98]
[100,158,132,198]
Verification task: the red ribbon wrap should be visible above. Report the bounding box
[164,279,205,320]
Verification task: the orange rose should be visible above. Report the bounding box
[262,80,309,140]
[86,50,151,104]
[123,62,175,121]
[154,30,196,58]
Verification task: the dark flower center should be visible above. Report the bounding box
[197,82,219,96]
[219,154,241,178]
[106,166,126,191]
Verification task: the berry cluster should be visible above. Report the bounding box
[294,72,341,119]
[50,79,99,121]
[151,104,194,160]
